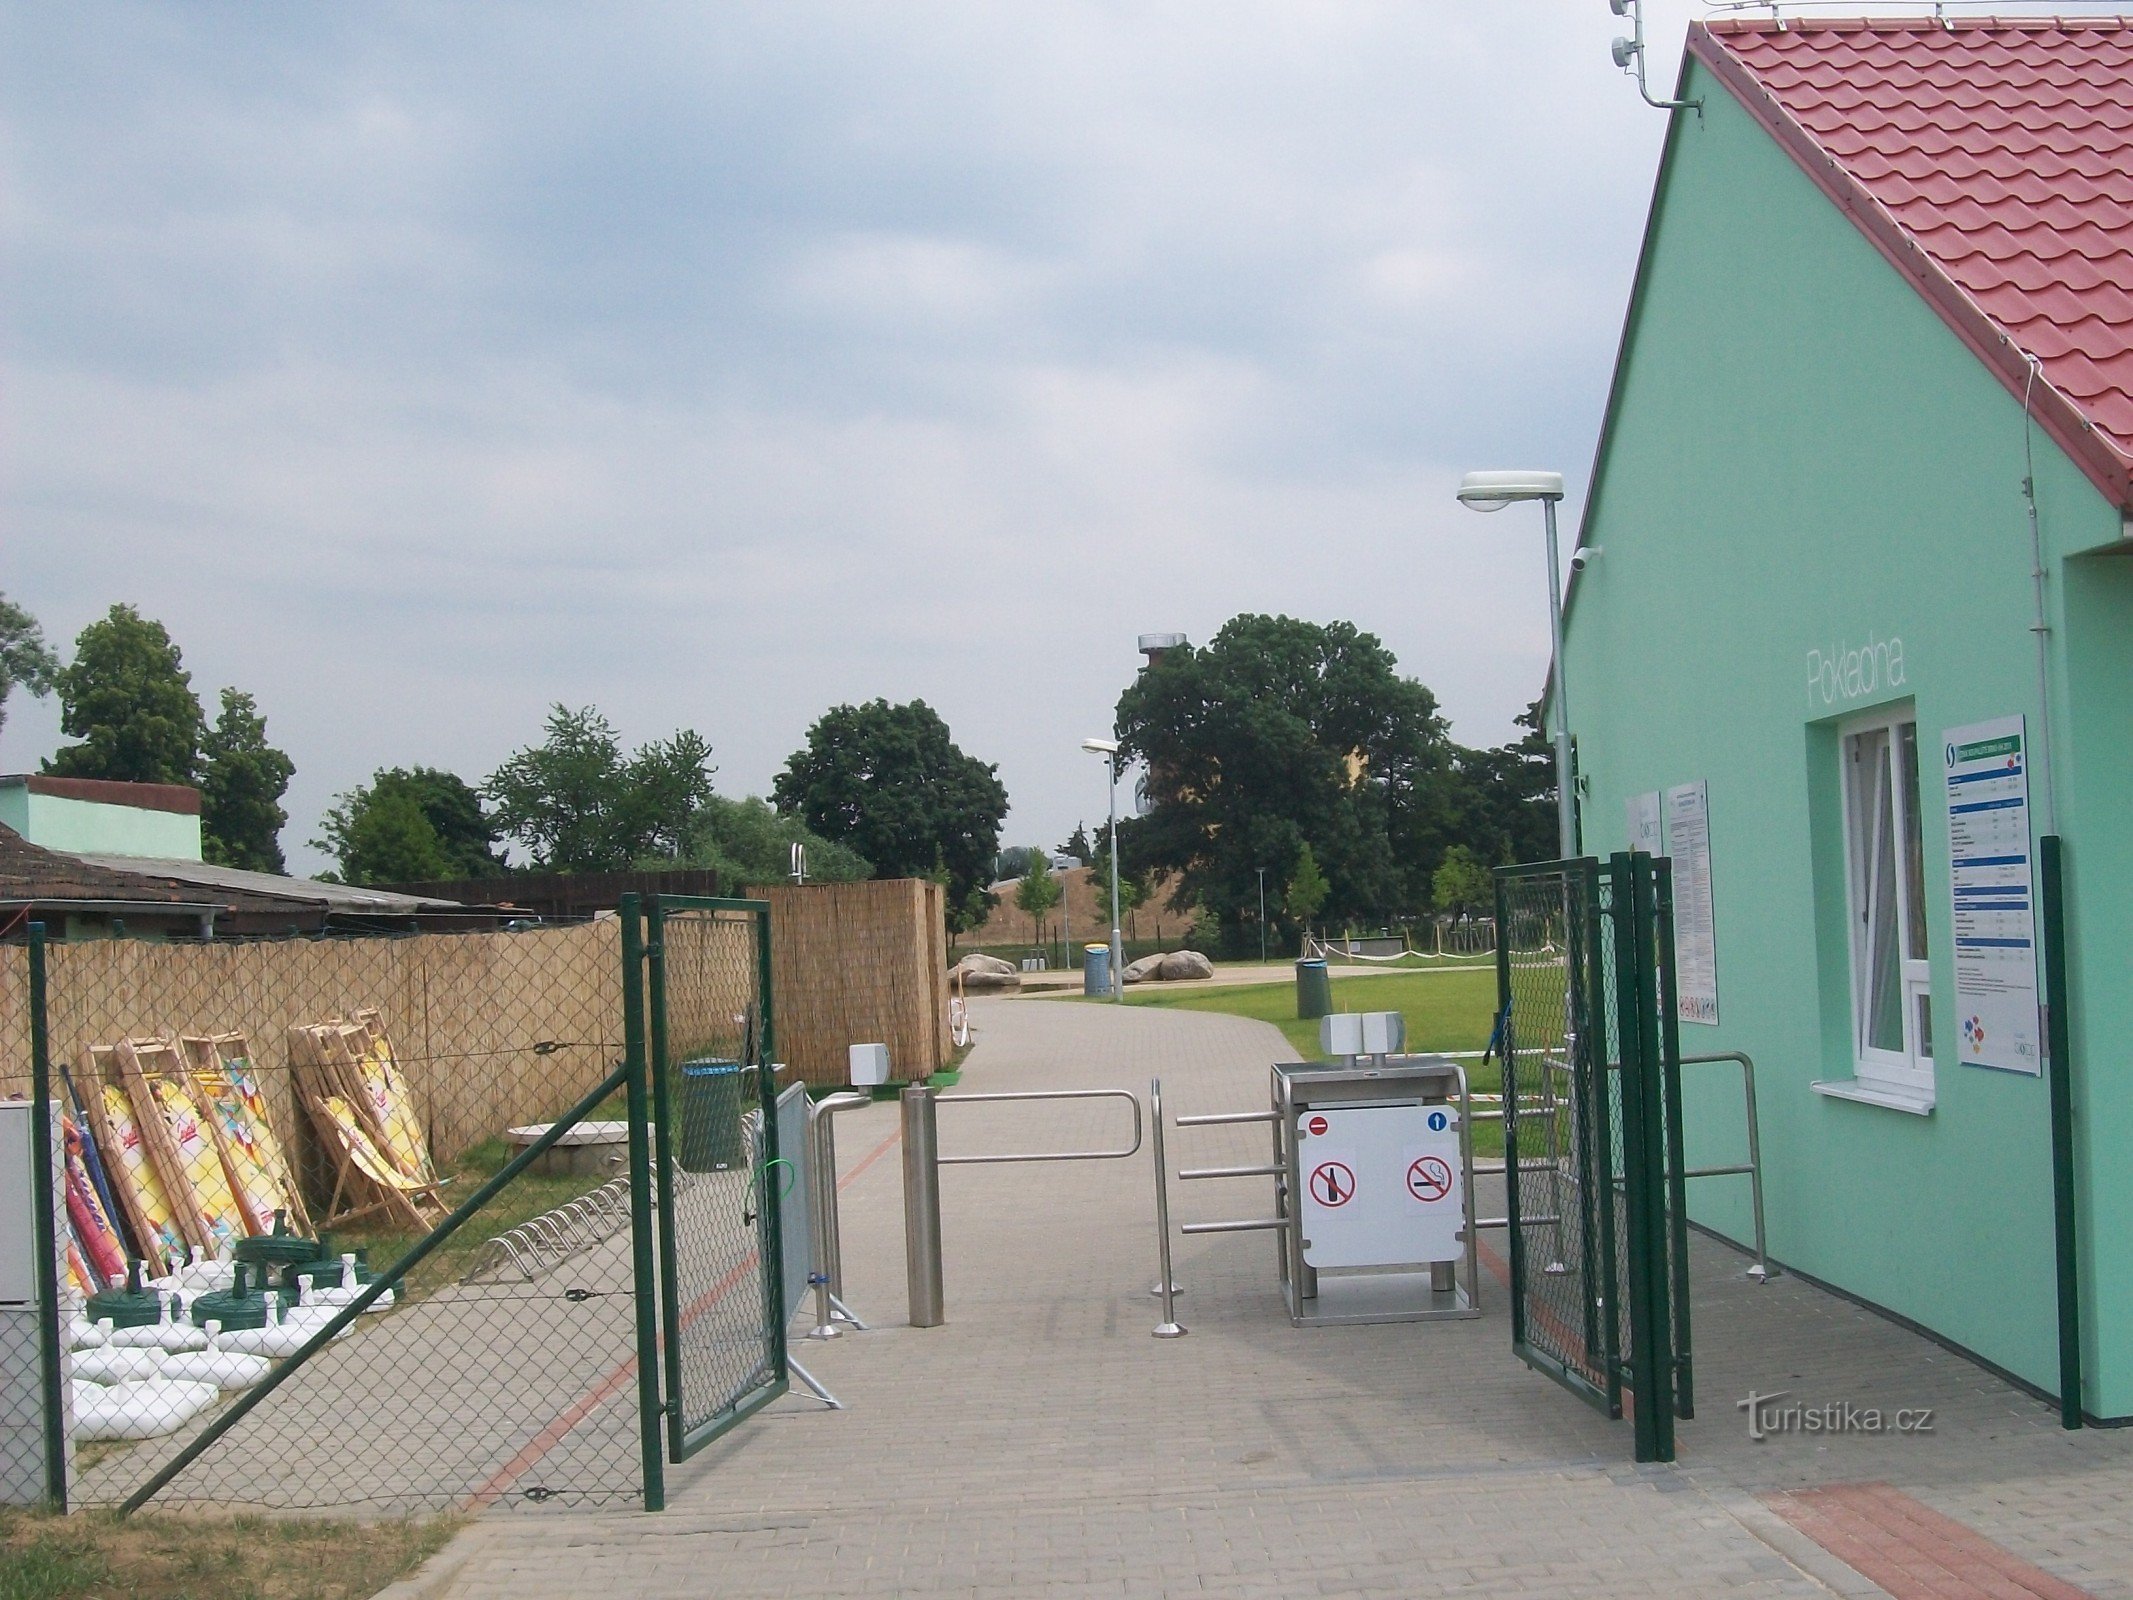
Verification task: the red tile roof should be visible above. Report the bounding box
[1693,18,2133,509]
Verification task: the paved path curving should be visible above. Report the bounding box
[380,997,2133,1599]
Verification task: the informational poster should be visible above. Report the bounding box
[1664,781,1720,1025]
[1627,791,1664,857]
[1942,716,2041,1076]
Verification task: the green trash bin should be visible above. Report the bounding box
[677,1058,746,1171]
[1295,957,1332,1021]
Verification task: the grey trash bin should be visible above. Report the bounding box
[1083,944,1112,997]
[1295,958,1332,1020]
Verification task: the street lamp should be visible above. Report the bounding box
[1256,866,1267,965]
[1457,470,1578,859]
[1082,737,1125,1000]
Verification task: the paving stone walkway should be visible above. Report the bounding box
[381,997,2133,1599]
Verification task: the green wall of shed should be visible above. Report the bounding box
[1563,57,2132,1414]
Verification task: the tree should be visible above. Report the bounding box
[0,592,59,744]
[1114,614,1462,951]
[995,845,1043,881]
[199,688,294,872]
[1286,842,1329,934]
[772,699,1009,934]
[315,767,506,883]
[45,605,204,785]
[1450,699,1557,867]
[682,795,872,886]
[1431,844,1493,918]
[335,788,453,885]
[1058,823,1094,867]
[1014,853,1061,944]
[485,705,716,872]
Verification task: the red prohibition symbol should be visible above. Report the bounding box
[1308,1160,1356,1207]
[1406,1156,1453,1203]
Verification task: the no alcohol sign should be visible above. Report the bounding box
[1308,1160,1356,1208]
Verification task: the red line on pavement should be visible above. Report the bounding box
[465,1117,905,1510]
[1767,1482,2094,1600]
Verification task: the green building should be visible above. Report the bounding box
[1559,19,2132,1417]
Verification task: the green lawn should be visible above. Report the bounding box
[1117,968,1499,1060]
[1095,967,1508,1153]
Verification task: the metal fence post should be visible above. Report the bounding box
[28,923,67,1513]
[619,895,667,1511]
[2040,835,2082,1429]
[1149,1078,1185,1339]
[902,1084,944,1327]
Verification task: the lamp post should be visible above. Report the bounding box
[1082,738,1125,1000]
[1457,470,1578,859]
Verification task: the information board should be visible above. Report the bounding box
[1664,782,1720,1026]
[1942,716,2041,1076]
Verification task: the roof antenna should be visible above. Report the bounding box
[1609,0,1705,115]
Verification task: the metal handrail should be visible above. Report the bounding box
[1679,1051,1772,1281]
[1149,1078,1184,1337]
[934,1088,1143,1163]
[1173,1109,1277,1127]
[805,1091,872,1340]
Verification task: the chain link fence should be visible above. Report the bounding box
[1494,854,1688,1464]
[9,919,658,1514]
[645,899,785,1460]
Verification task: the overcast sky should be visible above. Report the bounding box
[3,2,1760,871]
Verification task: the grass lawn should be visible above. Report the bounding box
[0,1509,456,1600]
[1095,967,1508,1154]
[1116,967,1499,1061]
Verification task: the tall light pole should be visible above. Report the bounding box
[1457,470,1578,859]
[1082,738,1125,1000]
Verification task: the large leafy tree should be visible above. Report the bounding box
[1451,698,1559,867]
[200,689,295,872]
[772,699,1008,933]
[1113,614,1463,950]
[0,592,60,744]
[682,794,871,887]
[45,604,204,785]
[315,767,507,884]
[333,788,453,885]
[485,705,717,873]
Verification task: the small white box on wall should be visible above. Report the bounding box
[848,1043,891,1086]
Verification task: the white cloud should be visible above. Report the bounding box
[3,0,1705,868]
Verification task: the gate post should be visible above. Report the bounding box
[620,895,667,1512]
[902,1085,945,1327]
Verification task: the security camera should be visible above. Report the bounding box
[1569,545,1603,572]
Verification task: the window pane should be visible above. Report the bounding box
[1899,722,1928,962]
[1846,728,1904,1055]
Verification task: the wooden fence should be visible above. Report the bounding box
[0,877,951,1177]
[750,879,951,1087]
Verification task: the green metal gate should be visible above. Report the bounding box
[1493,853,1690,1462]
[627,894,787,1464]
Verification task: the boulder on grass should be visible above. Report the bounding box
[952,952,1021,991]
[1156,950,1215,981]
[1122,953,1168,985]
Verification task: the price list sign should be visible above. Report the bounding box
[1942,716,2041,1075]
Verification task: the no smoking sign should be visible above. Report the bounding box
[1406,1155,1453,1204]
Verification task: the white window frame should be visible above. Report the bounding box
[1818,706,1935,1112]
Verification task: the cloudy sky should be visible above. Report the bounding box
[4,2,1757,870]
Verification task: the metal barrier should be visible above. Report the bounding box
[1679,1052,1772,1282]
[1148,1079,1185,1338]
[900,1084,1144,1327]
[805,1092,873,1341]
[1468,1049,1771,1284]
